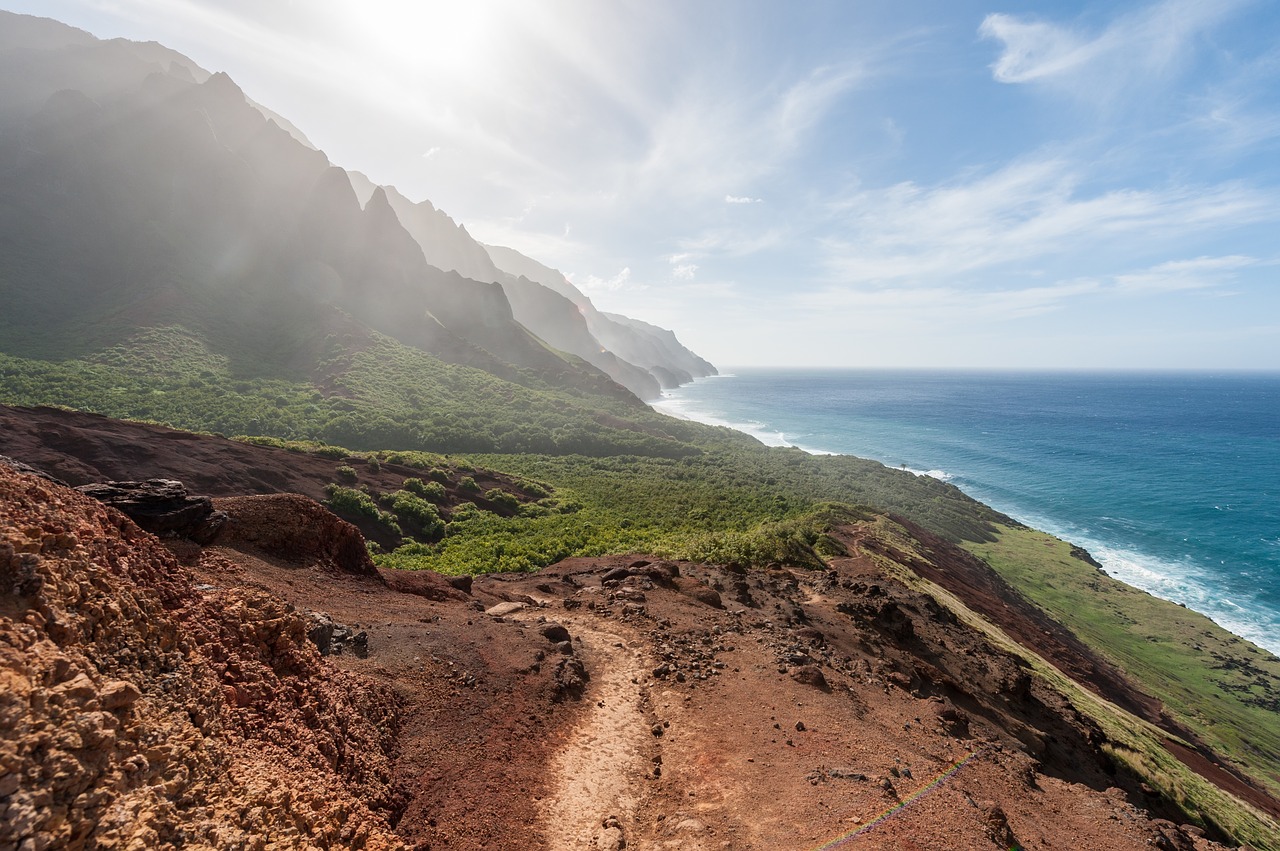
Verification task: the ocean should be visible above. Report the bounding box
[653,369,1280,656]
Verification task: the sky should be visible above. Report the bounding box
[6,0,1280,369]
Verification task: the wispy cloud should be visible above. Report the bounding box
[1110,254,1259,293]
[980,0,1250,97]
[819,157,1276,283]
[725,194,762,204]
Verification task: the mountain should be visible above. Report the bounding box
[343,171,689,399]
[0,11,711,408]
[484,243,718,389]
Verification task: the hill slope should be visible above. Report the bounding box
[0,11,708,407]
[3,456,1265,850]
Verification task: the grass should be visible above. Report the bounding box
[859,517,1280,850]
[966,525,1280,802]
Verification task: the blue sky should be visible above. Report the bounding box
[7,0,1280,368]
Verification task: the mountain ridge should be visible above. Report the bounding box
[0,10,711,404]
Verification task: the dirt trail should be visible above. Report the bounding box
[522,611,653,850]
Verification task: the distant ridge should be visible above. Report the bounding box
[484,244,719,391]
[0,10,714,405]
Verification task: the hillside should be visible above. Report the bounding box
[0,10,705,405]
[2,9,1279,851]
[3,404,1280,850]
[4,447,1272,850]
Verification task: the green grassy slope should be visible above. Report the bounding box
[967,526,1280,802]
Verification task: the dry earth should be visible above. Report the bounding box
[2,406,1276,850]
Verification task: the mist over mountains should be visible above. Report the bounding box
[0,10,713,403]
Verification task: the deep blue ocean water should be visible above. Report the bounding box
[653,369,1280,656]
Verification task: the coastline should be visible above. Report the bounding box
[652,370,1280,658]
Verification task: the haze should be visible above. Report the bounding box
[8,0,1279,369]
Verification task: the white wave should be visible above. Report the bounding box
[907,467,953,481]
[1009,515,1280,657]
[653,381,1280,657]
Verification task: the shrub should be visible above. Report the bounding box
[403,477,447,503]
[459,475,480,492]
[484,488,520,512]
[324,483,379,518]
[335,465,358,483]
[387,490,444,539]
[325,484,402,536]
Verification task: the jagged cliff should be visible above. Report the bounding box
[0,10,710,403]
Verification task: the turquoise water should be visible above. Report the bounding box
[654,369,1280,655]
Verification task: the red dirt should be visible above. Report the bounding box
[3,406,1278,849]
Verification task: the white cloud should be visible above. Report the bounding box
[725,194,762,204]
[1110,254,1259,294]
[796,280,1102,324]
[672,264,698,281]
[820,157,1277,284]
[980,0,1249,95]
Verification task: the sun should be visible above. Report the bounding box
[339,0,508,79]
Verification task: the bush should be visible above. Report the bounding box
[324,483,379,517]
[403,477,447,503]
[387,490,444,539]
[485,487,520,512]
[325,484,402,536]
[459,475,480,492]
[335,465,358,483]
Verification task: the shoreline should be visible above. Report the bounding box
[651,372,1280,659]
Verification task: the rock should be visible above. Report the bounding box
[445,574,473,594]
[602,567,632,584]
[981,802,1018,848]
[540,622,572,643]
[3,549,44,596]
[382,568,472,602]
[554,657,589,700]
[0,455,67,485]
[597,825,626,851]
[789,665,830,691]
[77,479,227,542]
[678,580,722,609]
[936,705,970,738]
[100,680,141,710]
[486,601,527,617]
[307,612,337,655]
[306,611,369,657]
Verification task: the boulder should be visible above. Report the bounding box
[76,479,227,543]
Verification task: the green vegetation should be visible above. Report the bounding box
[5,320,1278,848]
[402,478,447,503]
[857,516,1280,850]
[0,325,723,458]
[383,490,444,539]
[323,484,401,537]
[967,526,1280,802]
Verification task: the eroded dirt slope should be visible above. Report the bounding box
[3,410,1275,850]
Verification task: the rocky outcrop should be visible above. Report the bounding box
[75,478,227,543]
[212,493,379,577]
[0,466,404,850]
